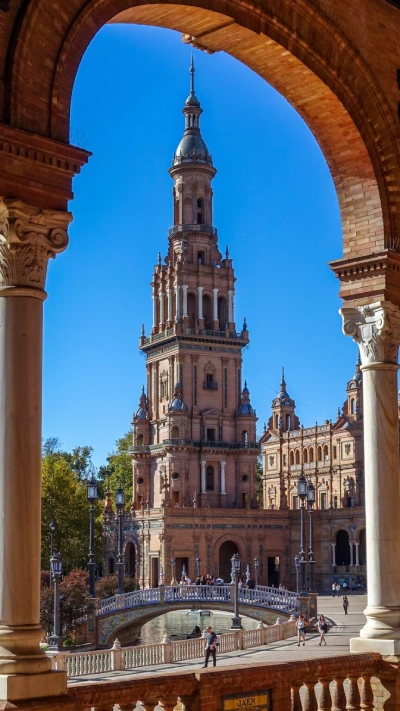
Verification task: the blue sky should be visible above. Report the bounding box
[42,24,356,466]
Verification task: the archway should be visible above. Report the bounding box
[218,540,239,582]
[125,541,136,577]
[359,529,366,567]
[335,530,351,566]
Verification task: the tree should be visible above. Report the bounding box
[98,432,133,503]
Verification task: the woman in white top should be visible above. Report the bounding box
[296,615,306,646]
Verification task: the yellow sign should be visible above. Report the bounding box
[223,690,271,711]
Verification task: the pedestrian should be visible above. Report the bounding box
[296,615,307,646]
[332,582,336,597]
[202,625,217,667]
[318,614,328,645]
[335,583,341,596]
[247,577,255,590]
[342,595,349,614]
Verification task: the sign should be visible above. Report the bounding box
[223,690,271,711]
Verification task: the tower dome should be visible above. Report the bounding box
[172,56,213,166]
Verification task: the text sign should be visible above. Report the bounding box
[223,690,271,711]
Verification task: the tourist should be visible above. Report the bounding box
[317,615,328,645]
[247,577,255,590]
[342,595,349,614]
[332,582,336,597]
[335,583,341,596]
[296,615,307,646]
[202,625,218,667]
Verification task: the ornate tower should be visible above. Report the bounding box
[344,352,363,420]
[269,369,299,433]
[131,60,259,512]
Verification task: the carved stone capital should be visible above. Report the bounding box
[340,301,400,365]
[0,199,71,296]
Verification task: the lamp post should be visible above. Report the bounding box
[297,472,307,596]
[307,480,316,592]
[196,556,201,579]
[116,485,125,595]
[49,518,56,560]
[294,554,300,594]
[254,557,259,587]
[245,564,251,583]
[230,553,242,629]
[87,476,98,598]
[171,557,177,585]
[49,552,63,651]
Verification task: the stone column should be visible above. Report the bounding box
[0,199,69,699]
[197,287,203,320]
[341,301,400,654]
[175,285,180,321]
[355,542,360,567]
[201,460,206,493]
[159,292,165,327]
[349,541,353,567]
[182,285,188,318]
[152,294,157,329]
[212,287,218,327]
[220,461,226,494]
[167,289,172,324]
[331,542,336,566]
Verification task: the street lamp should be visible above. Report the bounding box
[254,557,259,587]
[49,518,56,560]
[297,472,307,596]
[230,553,242,629]
[171,557,177,586]
[116,485,125,595]
[307,481,316,592]
[196,556,201,579]
[245,564,251,583]
[49,552,63,651]
[87,476,98,598]
[294,555,300,594]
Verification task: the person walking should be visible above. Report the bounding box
[342,595,349,614]
[331,582,336,597]
[317,614,328,645]
[202,625,217,667]
[296,615,307,646]
[335,583,341,596]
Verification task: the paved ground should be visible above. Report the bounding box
[69,594,367,686]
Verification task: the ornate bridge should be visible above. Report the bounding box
[96,585,299,646]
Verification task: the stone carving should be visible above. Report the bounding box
[0,199,71,293]
[340,301,400,364]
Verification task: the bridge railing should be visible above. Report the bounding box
[97,584,298,617]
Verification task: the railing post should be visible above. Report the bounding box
[159,584,165,603]
[291,684,303,711]
[111,638,122,671]
[347,676,361,711]
[162,634,172,663]
[318,679,332,711]
[332,678,347,711]
[360,675,374,711]
[303,682,318,711]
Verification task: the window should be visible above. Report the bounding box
[283,454,287,466]
[289,451,294,466]
[324,445,329,460]
[242,430,249,445]
[137,434,144,446]
[317,446,322,462]
[206,428,215,442]
[286,414,291,430]
[292,495,299,510]
[295,449,300,465]
[320,492,327,509]
[206,466,214,491]
[206,373,213,384]
[198,251,205,265]
[350,398,355,415]
[171,425,179,440]
[333,495,338,508]
[197,198,204,223]
[303,448,308,463]
[275,414,279,429]
[333,446,337,459]
[309,447,314,463]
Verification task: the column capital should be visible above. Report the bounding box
[340,300,400,365]
[0,198,71,297]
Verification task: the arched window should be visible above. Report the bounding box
[350,398,355,414]
[242,430,249,445]
[286,414,291,430]
[289,451,294,466]
[309,447,314,463]
[218,296,227,330]
[303,448,308,463]
[317,446,322,462]
[274,414,279,429]
[137,434,144,446]
[197,198,204,224]
[295,449,300,465]
[171,425,180,440]
[206,465,214,491]
[323,445,329,460]
[202,294,212,329]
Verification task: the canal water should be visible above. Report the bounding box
[137,610,259,645]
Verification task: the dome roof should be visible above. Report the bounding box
[174,133,210,163]
[135,407,147,420]
[169,383,188,411]
[238,403,254,415]
[185,92,200,107]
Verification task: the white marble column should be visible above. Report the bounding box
[182,285,188,318]
[0,200,69,695]
[341,301,400,654]
[197,287,203,320]
[167,289,172,323]
[201,460,207,493]
[355,542,360,567]
[159,291,165,326]
[331,543,336,567]
[213,288,218,321]
[227,290,233,323]
[152,294,157,329]
[220,461,226,494]
[175,285,180,320]
[349,542,354,567]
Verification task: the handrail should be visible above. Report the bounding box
[129,440,261,454]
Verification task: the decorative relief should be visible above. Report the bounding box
[340,301,400,364]
[0,199,71,293]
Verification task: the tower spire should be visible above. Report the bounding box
[190,52,195,97]
[281,367,286,390]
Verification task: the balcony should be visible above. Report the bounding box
[129,438,261,454]
[168,223,217,236]
[203,380,218,390]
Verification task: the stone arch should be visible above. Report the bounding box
[5,0,400,259]
[218,539,239,581]
[124,540,137,578]
[335,529,351,566]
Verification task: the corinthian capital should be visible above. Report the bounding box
[340,301,400,365]
[0,199,71,296]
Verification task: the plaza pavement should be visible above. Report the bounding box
[69,594,367,686]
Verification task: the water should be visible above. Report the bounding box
[136,610,259,646]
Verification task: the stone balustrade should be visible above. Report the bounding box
[48,620,297,678]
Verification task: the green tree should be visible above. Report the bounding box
[98,431,133,503]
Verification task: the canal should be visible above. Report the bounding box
[136,610,259,645]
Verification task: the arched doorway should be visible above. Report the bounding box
[125,541,136,578]
[219,540,239,582]
[359,529,366,566]
[335,530,350,566]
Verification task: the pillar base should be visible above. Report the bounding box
[0,670,67,702]
[350,637,400,656]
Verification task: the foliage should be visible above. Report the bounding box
[40,569,89,637]
[98,431,133,504]
[95,574,138,599]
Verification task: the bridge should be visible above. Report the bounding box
[96,584,299,646]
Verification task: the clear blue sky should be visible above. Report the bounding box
[42,24,357,467]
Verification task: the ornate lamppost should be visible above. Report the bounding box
[230,553,242,629]
[49,518,56,560]
[171,557,177,585]
[196,556,201,579]
[87,476,98,598]
[294,554,300,594]
[116,485,125,595]
[49,552,63,651]
[307,480,316,592]
[254,557,259,587]
[297,472,307,596]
